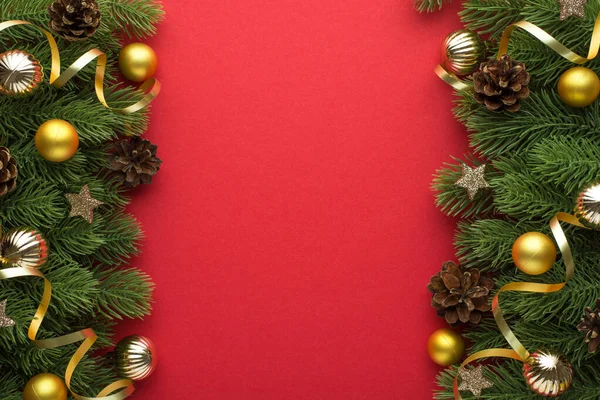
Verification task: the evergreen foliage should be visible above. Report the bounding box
[0,1,163,398]
[430,0,600,398]
[413,0,452,13]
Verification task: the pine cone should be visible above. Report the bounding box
[577,298,600,353]
[108,137,162,188]
[427,261,494,324]
[0,147,17,197]
[48,0,101,41]
[473,55,530,112]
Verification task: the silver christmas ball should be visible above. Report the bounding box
[523,350,573,397]
[0,50,44,96]
[576,181,600,229]
[115,335,157,381]
[0,227,48,268]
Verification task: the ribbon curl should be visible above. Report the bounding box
[0,266,134,400]
[453,212,587,399]
[437,12,600,89]
[0,20,160,114]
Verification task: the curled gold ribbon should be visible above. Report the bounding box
[434,65,471,91]
[437,12,600,89]
[497,17,600,62]
[453,212,586,399]
[0,20,160,114]
[0,266,134,399]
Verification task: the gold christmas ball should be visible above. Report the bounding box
[0,227,48,268]
[523,350,573,397]
[119,43,158,82]
[35,119,79,162]
[557,66,600,108]
[512,232,556,275]
[427,328,465,366]
[22,373,67,400]
[115,335,157,381]
[441,29,487,76]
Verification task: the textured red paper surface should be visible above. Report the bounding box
[120,1,470,398]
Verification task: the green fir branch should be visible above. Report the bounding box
[413,0,451,13]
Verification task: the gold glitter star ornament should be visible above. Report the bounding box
[66,185,104,224]
[455,164,490,200]
[458,366,493,396]
[0,299,15,328]
[558,0,587,20]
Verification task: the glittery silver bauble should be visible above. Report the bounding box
[441,29,487,76]
[0,227,49,268]
[523,350,573,397]
[576,182,600,229]
[114,335,157,381]
[0,50,44,96]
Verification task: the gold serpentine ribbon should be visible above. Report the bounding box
[453,212,587,399]
[0,266,134,400]
[0,20,160,114]
[434,65,470,91]
[437,12,600,90]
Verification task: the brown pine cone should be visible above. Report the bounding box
[108,137,162,188]
[427,261,494,324]
[48,0,101,42]
[577,298,600,353]
[473,55,530,112]
[0,147,17,197]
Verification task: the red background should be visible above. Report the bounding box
[121,1,469,398]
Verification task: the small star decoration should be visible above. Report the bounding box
[458,366,494,396]
[0,300,15,328]
[558,0,587,20]
[66,185,104,224]
[455,164,490,200]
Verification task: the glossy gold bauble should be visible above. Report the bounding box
[119,43,158,82]
[35,119,79,162]
[557,67,600,108]
[0,227,48,268]
[512,232,556,275]
[115,335,157,381]
[22,373,67,400]
[523,350,573,397]
[441,29,487,76]
[427,328,465,367]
